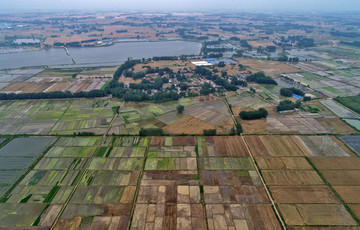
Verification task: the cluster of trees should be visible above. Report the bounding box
[0,90,106,100]
[139,128,163,136]
[277,100,301,112]
[303,96,311,102]
[176,104,185,113]
[200,83,216,95]
[275,35,314,48]
[280,87,305,97]
[246,72,277,85]
[74,132,96,136]
[203,129,217,136]
[239,108,268,120]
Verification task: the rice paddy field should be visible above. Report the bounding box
[0,134,360,229]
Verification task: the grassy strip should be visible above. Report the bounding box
[43,185,61,203]
[19,194,32,203]
[32,204,50,226]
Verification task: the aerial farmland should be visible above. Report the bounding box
[1,8,360,230]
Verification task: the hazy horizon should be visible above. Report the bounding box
[1,0,360,13]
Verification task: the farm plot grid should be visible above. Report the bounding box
[1,135,360,229]
[0,100,73,135]
[50,98,122,135]
[243,135,360,228]
[0,135,283,229]
[0,137,55,197]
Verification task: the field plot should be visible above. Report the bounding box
[131,170,206,230]
[255,157,312,170]
[226,90,273,113]
[2,68,111,94]
[334,186,360,204]
[266,117,328,134]
[0,100,72,134]
[335,95,360,114]
[51,98,121,135]
[197,136,249,157]
[284,72,360,97]
[320,170,360,186]
[269,186,339,203]
[0,69,43,91]
[236,58,301,76]
[110,96,234,135]
[279,204,357,226]
[297,136,353,157]
[0,137,55,196]
[340,135,360,154]
[320,99,359,119]
[261,170,324,185]
[206,204,281,230]
[244,135,306,157]
[343,119,360,131]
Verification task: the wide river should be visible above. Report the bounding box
[0,41,202,69]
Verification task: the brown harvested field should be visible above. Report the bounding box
[316,118,356,134]
[150,137,166,146]
[203,185,269,204]
[163,115,217,134]
[235,58,301,76]
[333,186,360,203]
[172,136,196,146]
[243,136,268,156]
[241,119,270,134]
[269,186,339,203]
[279,204,357,226]
[244,136,306,157]
[349,204,360,220]
[262,170,324,185]
[206,204,281,230]
[321,170,360,186]
[56,204,132,229]
[310,157,360,170]
[205,136,249,157]
[201,171,261,186]
[255,157,313,170]
[46,82,71,92]
[1,82,54,93]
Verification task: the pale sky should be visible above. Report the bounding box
[0,0,359,12]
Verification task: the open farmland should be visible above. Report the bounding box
[296,135,353,157]
[0,137,55,196]
[235,58,301,76]
[110,96,234,135]
[321,99,360,119]
[0,135,360,228]
[0,100,72,135]
[249,135,360,228]
[51,98,122,135]
[340,136,360,154]
[0,135,285,229]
